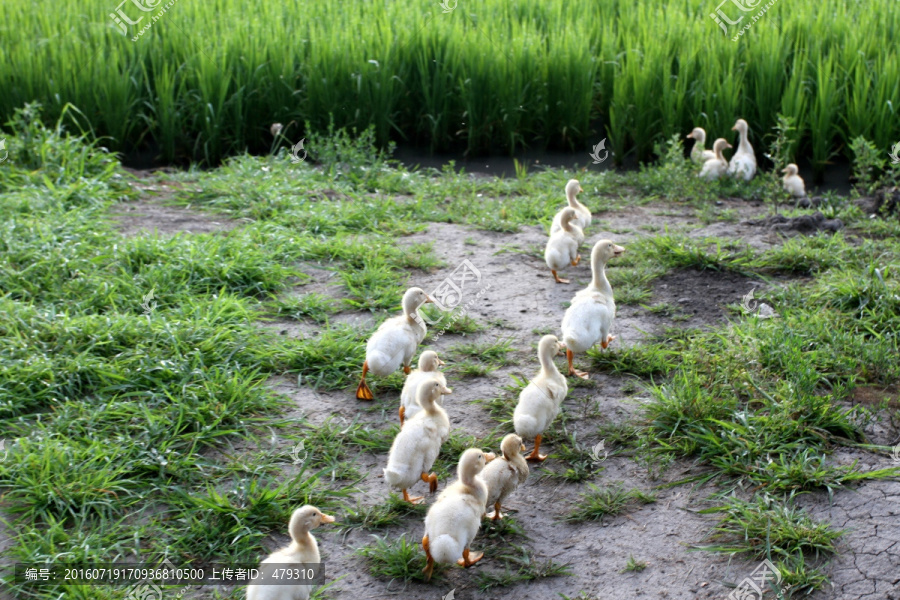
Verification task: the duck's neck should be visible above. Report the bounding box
[561,218,573,233]
[566,191,582,211]
[738,128,752,154]
[538,345,560,377]
[715,148,724,162]
[289,530,314,552]
[505,450,529,474]
[590,258,612,297]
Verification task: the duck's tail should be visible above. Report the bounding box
[429,534,464,564]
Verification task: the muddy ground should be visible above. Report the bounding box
[106,190,900,600]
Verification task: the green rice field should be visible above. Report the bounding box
[1,0,899,170]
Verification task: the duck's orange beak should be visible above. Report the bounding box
[425,295,435,304]
[321,514,336,524]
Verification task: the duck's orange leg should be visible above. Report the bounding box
[490,501,505,520]
[421,471,438,493]
[355,361,374,400]
[552,270,570,284]
[600,334,617,349]
[403,489,424,504]
[398,406,405,426]
[457,547,484,568]
[525,434,547,462]
[422,535,434,581]
[567,348,589,379]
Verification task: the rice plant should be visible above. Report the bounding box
[0,0,897,164]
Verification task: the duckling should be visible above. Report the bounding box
[481,433,529,519]
[561,240,625,379]
[383,380,451,503]
[513,335,568,462]
[726,118,757,181]
[544,207,584,284]
[246,505,335,600]
[399,351,449,426]
[356,287,433,400]
[422,448,489,581]
[687,127,716,164]
[698,138,732,180]
[550,179,591,234]
[782,163,806,199]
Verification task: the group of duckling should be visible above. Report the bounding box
[247,178,628,597]
[687,118,807,200]
[249,126,811,596]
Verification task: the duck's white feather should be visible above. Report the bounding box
[400,370,446,421]
[424,457,487,564]
[383,406,450,490]
[561,291,615,354]
[544,228,579,272]
[366,314,426,376]
[481,451,528,511]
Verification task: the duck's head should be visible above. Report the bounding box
[565,179,583,198]
[457,447,488,481]
[591,239,625,265]
[712,138,733,155]
[416,378,452,409]
[559,206,579,230]
[418,350,444,372]
[500,433,526,459]
[288,505,335,540]
[731,119,748,134]
[687,127,706,142]
[538,334,566,358]
[403,287,434,318]
[782,163,799,176]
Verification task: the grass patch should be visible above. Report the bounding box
[356,534,439,583]
[566,483,657,523]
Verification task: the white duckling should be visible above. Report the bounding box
[698,138,733,181]
[399,351,448,426]
[550,179,591,234]
[513,335,568,462]
[561,239,625,379]
[782,163,806,198]
[246,505,335,600]
[422,448,489,581]
[383,379,451,503]
[481,433,529,520]
[726,118,757,181]
[687,127,716,164]
[544,207,584,284]
[356,287,433,400]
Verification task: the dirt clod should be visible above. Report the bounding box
[745,211,844,235]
